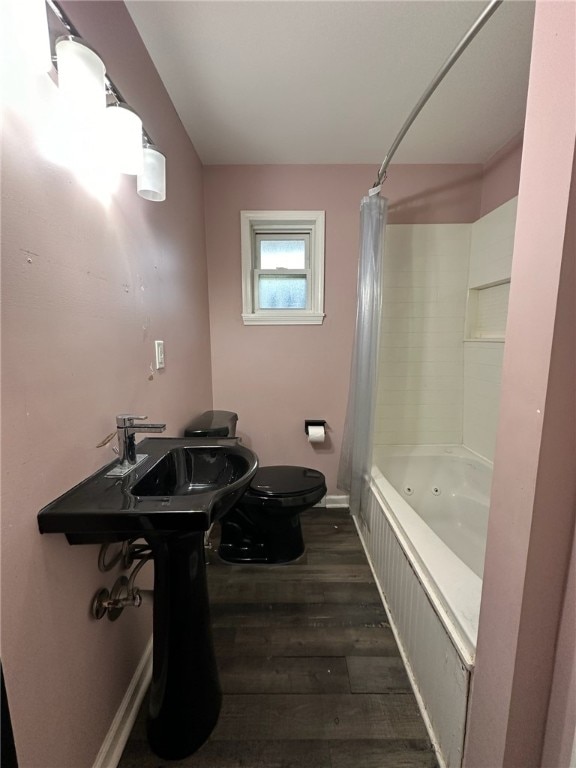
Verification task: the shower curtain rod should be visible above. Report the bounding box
[374,0,504,188]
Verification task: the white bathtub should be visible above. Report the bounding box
[355,445,491,768]
[374,444,490,653]
[378,449,490,577]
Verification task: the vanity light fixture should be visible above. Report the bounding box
[105,102,144,175]
[46,0,166,201]
[137,143,166,202]
[55,35,106,118]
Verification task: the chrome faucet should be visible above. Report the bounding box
[116,414,166,466]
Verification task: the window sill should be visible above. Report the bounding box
[242,312,325,326]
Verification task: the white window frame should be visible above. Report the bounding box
[240,210,325,325]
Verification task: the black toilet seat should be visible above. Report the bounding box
[247,466,326,498]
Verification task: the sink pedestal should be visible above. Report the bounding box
[147,532,221,760]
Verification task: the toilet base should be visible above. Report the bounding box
[218,507,305,564]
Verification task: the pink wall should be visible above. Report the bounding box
[543,523,576,766]
[480,132,524,217]
[464,1,576,765]
[203,164,483,494]
[540,144,576,766]
[1,3,212,767]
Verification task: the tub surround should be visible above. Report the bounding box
[463,197,517,460]
[376,197,517,463]
[462,342,505,460]
[375,224,471,447]
[467,198,517,289]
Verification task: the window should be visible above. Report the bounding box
[240,210,325,325]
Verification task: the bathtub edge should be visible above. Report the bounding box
[369,474,476,669]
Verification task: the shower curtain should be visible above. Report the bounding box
[338,192,388,522]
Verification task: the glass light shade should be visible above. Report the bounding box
[105,103,143,175]
[56,36,106,117]
[137,144,166,202]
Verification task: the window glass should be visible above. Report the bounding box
[259,239,306,270]
[258,275,307,309]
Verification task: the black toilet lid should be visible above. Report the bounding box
[249,466,326,497]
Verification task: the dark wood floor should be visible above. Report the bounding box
[118,509,438,768]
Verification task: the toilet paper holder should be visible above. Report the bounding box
[304,419,327,435]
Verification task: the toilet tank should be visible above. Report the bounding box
[184,410,238,438]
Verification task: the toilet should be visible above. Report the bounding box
[184,411,327,564]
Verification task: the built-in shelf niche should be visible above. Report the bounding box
[465,279,510,342]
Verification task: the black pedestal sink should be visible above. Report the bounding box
[147,531,220,759]
[38,437,258,759]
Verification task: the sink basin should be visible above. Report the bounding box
[38,437,258,544]
[132,446,248,497]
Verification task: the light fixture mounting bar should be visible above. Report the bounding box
[45,0,154,146]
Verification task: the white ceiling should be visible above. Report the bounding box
[126,0,535,166]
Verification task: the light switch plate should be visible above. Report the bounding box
[155,340,165,369]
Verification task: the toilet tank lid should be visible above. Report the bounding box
[184,410,238,438]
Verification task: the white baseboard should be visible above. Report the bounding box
[92,635,153,768]
[324,494,349,508]
[314,494,349,508]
